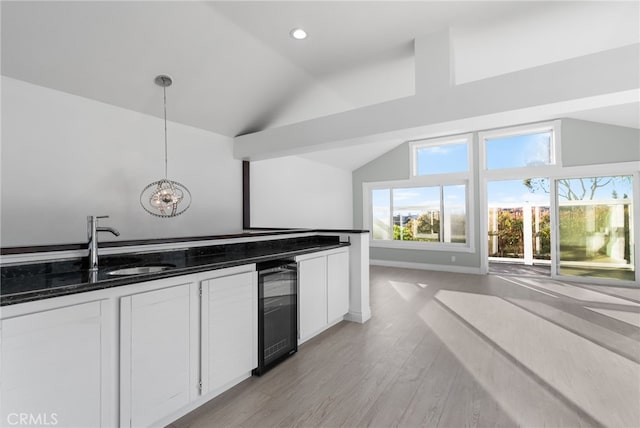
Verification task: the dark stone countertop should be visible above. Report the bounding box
[1,228,368,255]
[1,235,349,306]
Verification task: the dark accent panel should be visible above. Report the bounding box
[243,160,250,229]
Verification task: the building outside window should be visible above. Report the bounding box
[367,134,473,251]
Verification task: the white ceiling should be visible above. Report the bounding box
[2,1,639,170]
[211,1,544,78]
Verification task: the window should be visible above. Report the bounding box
[413,140,469,175]
[393,186,441,242]
[481,122,560,171]
[371,185,468,245]
[368,134,473,250]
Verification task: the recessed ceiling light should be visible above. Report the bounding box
[290,28,307,40]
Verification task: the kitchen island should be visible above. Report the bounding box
[1,233,350,306]
[0,229,370,427]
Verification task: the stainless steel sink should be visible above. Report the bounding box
[107,266,172,276]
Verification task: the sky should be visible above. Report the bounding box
[416,142,467,175]
[488,179,550,205]
[376,133,634,212]
[373,186,466,217]
[486,132,551,170]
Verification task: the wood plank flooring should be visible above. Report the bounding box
[169,267,640,428]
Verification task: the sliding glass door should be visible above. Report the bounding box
[556,175,635,282]
[487,178,551,276]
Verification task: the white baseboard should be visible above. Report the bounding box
[370,259,481,275]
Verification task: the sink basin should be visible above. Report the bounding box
[107,266,172,276]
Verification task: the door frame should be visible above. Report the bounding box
[480,161,640,286]
[480,171,557,276]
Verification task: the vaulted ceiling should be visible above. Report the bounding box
[2,1,639,170]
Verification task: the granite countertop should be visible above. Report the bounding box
[1,228,368,255]
[1,235,349,306]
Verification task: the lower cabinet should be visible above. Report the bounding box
[119,267,257,427]
[298,256,328,341]
[2,249,348,427]
[327,251,350,322]
[1,300,111,427]
[298,248,350,343]
[119,281,199,428]
[200,271,257,394]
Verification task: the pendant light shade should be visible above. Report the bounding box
[140,75,191,217]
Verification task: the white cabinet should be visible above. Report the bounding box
[119,267,256,427]
[1,300,111,428]
[0,241,355,427]
[298,256,328,341]
[327,250,350,322]
[200,271,257,394]
[119,280,199,428]
[297,248,350,343]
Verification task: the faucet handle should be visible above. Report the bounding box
[88,215,109,221]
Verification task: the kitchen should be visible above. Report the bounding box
[2,1,640,427]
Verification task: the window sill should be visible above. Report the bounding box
[370,240,475,253]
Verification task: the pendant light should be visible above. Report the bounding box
[140,75,192,217]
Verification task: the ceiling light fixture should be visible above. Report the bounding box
[289,28,307,40]
[140,75,192,218]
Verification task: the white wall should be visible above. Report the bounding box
[250,156,353,229]
[454,2,639,84]
[561,119,640,166]
[1,77,242,247]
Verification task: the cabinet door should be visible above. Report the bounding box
[1,301,109,428]
[327,250,350,322]
[120,282,199,428]
[201,271,257,394]
[298,256,327,341]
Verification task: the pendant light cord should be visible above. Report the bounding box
[163,85,168,179]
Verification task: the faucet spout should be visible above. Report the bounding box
[97,226,120,237]
[88,216,120,272]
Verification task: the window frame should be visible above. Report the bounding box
[409,134,473,177]
[479,120,562,175]
[365,133,475,252]
[551,167,638,283]
[364,179,474,252]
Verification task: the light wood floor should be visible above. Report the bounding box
[169,266,640,428]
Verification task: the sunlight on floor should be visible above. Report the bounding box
[506,296,640,362]
[418,299,592,427]
[498,276,640,357]
[584,306,640,328]
[389,280,422,301]
[431,289,640,427]
[521,278,640,306]
[497,275,558,298]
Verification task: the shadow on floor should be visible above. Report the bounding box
[489,261,551,277]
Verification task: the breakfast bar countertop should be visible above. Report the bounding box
[1,235,350,306]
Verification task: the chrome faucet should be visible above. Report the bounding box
[87,215,120,272]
